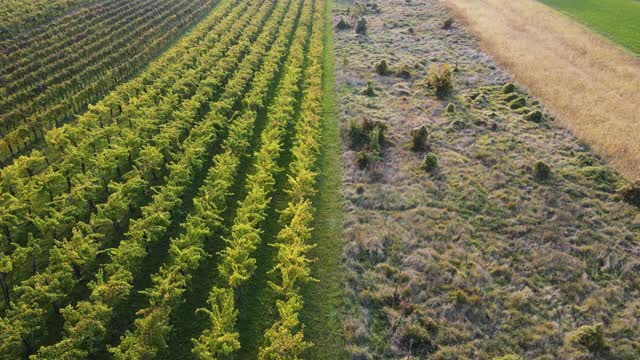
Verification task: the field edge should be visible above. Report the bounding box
[300,0,348,358]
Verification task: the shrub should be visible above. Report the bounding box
[363,81,376,97]
[619,180,640,207]
[348,118,365,149]
[356,17,368,35]
[356,151,370,169]
[423,153,438,172]
[445,103,455,113]
[533,161,551,180]
[576,153,595,167]
[336,17,352,30]
[566,324,606,353]
[524,110,543,123]
[407,26,415,35]
[502,83,516,94]
[349,118,386,152]
[493,355,521,360]
[410,125,429,151]
[374,59,391,76]
[442,17,454,29]
[362,118,387,143]
[368,126,383,155]
[581,166,619,192]
[502,93,519,103]
[509,97,526,109]
[400,324,437,354]
[426,63,453,98]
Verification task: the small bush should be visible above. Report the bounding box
[363,81,376,97]
[509,97,526,109]
[581,166,619,192]
[445,103,455,113]
[407,26,415,34]
[400,324,436,354]
[533,161,551,180]
[493,355,521,360]
[356,17,368,35]
[426,63,453,98]
[349,118,386,153]
[374,59,391,76]
[442,17,454,29]
[423,153,438,172]
[502,83,516,94]
[336,17,352,30]
[348,118,365,149]
[356,151,370,169]
[502,93,519,103]
[566,324,606,353]
[619,180,640,207]
[368,126,383,155]
[576,153,595,167]
[411,125,429,151]
[524,110,543,123]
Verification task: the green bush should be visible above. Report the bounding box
[581,166,619,192]
[533,161,551,180]
[368,126,383,155]
[348,118,365,149]
[509,97,526,109]
[493,355,521,360]
[566,324,606,353]
[375,59,391,76]
[524,110,543,123]
[356,17,367,35]
[502,83,516,94]
[576,153,595,167]
[411,125,429,151]
[619,180,640,207]
[356,151,371,169]
[400,324,437,354]
[336,17,351,30]
[426,63,453,98]
[363,81,376,97]
[423,153,438,172]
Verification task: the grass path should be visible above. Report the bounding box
[300,1,347,358]
[539,0,640,55]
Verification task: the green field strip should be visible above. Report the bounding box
[300,0,347,357]
[539,0,640,55]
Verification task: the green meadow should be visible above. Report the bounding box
[540,0,640,54]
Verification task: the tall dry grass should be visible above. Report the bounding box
[443,0,640,179]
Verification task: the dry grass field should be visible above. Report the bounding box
[334,0,640,358]
[443,0,640,180]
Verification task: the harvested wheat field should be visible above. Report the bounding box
[443,0,640,180]
[334,0,640,358]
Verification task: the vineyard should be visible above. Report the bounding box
[0,0,331,358]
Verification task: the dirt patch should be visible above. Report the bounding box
[334,0,640,359]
